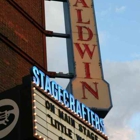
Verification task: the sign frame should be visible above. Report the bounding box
[31,83,108,140]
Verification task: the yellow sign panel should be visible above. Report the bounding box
[67,0,112,111]
[32,88,108,140]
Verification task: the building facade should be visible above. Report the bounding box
[0,0,47,93]
[0,0,112,140]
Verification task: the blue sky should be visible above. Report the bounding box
[45,1,140,140]
[94,0,140,61]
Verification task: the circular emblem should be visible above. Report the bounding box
[0,99,19,139]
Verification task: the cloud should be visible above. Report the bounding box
[103,60,140,140]
[106,126,135,140]
[115,6,126,13]
[128,113,140,140]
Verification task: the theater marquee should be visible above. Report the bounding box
[31,66,108,140]
[32,88,108,140]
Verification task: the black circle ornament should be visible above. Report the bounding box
[0,99,19,139]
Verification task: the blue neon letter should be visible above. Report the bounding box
[63,90,69,108]
[100,118,105,133]
[39,70,45,89]
[76,100,82,116]
[86,107,91,124]
[81,104,86,120]
[58,85,63,103]
[95,114,100,130]
[51,81,58,100]
[32,66,39,85]
[69,94,75,112]
[45,76,52,93]
[91,111,95,128]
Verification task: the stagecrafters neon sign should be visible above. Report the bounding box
[31,66,105,133]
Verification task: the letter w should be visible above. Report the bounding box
[74,43,96,59]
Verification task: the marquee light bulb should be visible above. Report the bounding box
[34,113,37,116]
[33,93,36,96]
[71,109,74,112]
[76,114,79,117]
[65,105,68,108]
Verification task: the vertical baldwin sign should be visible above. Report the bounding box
[64,0,112,117]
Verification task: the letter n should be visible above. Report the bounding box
[80,82,99,99]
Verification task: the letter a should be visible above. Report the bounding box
[73,0,89,8]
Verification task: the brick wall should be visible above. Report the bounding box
[14,0,43,25]
[0,0,46,92]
